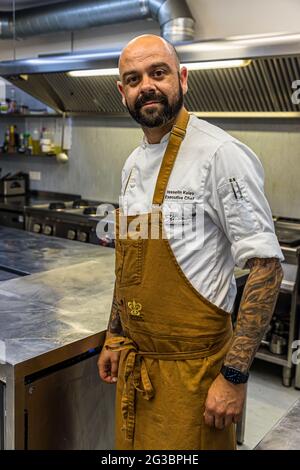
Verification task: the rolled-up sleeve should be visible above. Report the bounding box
[208,140,284,268]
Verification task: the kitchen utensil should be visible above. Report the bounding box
[269,334,287,355]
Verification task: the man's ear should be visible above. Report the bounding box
[117,80,127,107]
[179,66,188,96]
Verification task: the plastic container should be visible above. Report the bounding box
[40,128,53,153]
[0,101,8,114]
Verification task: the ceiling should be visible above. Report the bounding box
[0,0,72,10]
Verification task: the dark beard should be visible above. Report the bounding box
[126,82,184,128]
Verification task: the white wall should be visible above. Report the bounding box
[0,0,300,60]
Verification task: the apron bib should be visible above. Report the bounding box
[106,108,236,450]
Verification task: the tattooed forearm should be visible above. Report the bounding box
[107,283,123,336]
[224,257,283,373]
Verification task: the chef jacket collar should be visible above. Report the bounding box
[141,131,171,149]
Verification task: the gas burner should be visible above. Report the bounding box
[48,202,66,210]
[83,206,97,216]
[72,199,90,209]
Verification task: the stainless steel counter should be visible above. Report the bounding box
[0,226,113,275]
[0,259,115,367]
[255,398,300,450]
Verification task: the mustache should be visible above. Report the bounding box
[135,92,168,110]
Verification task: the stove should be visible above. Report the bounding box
[25,198,117,247]
[0,191,81,230]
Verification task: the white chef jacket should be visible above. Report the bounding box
[120,114,284,313]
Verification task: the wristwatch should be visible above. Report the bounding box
[220,365,249,384]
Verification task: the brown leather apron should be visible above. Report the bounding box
[105,108,236,450]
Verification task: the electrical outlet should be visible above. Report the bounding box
[29,171,41,181]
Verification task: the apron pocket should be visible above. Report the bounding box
[116,239,143,287]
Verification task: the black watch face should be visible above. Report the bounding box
[228,370,240,381]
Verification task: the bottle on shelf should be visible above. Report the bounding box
[32,128,40,155]
[40,127,52,154]
[2,127,10,153]
[8,88,17,113]
[8,125,16,153]
[18,132,26,153]
[23,132,28,150]
[27,133,33,155]
[14,125,19,149]
[24,132,30,152]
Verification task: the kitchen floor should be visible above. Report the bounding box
[238,359,300,450]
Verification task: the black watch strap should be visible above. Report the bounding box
[221,365,249,384]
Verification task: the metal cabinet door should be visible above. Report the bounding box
[25,353,115,450]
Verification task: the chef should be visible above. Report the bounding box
[98,34,284,450]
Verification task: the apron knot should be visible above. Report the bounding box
[105,336,154,442]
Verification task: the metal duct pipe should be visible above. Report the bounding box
[0,0,195,43]
[148,0,195,43]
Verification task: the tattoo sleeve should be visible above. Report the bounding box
[224,257,283,374]
[107,282,124,337]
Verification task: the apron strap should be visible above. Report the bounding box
[152,107,190,206]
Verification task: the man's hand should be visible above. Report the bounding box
[204,374,246,429]
[98,345,121,384]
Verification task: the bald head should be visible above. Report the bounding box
[118,34,180,78]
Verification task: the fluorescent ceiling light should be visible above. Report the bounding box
[68,59,251,77]
[182,59,251,70]
[68,68,119,77]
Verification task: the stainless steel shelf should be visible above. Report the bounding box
[256,346,288,367]
[0,153,56,159]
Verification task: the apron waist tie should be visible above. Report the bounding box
[104,333,232,442]
[105,336,154,442]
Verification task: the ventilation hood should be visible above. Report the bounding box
[0,33,300,117]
